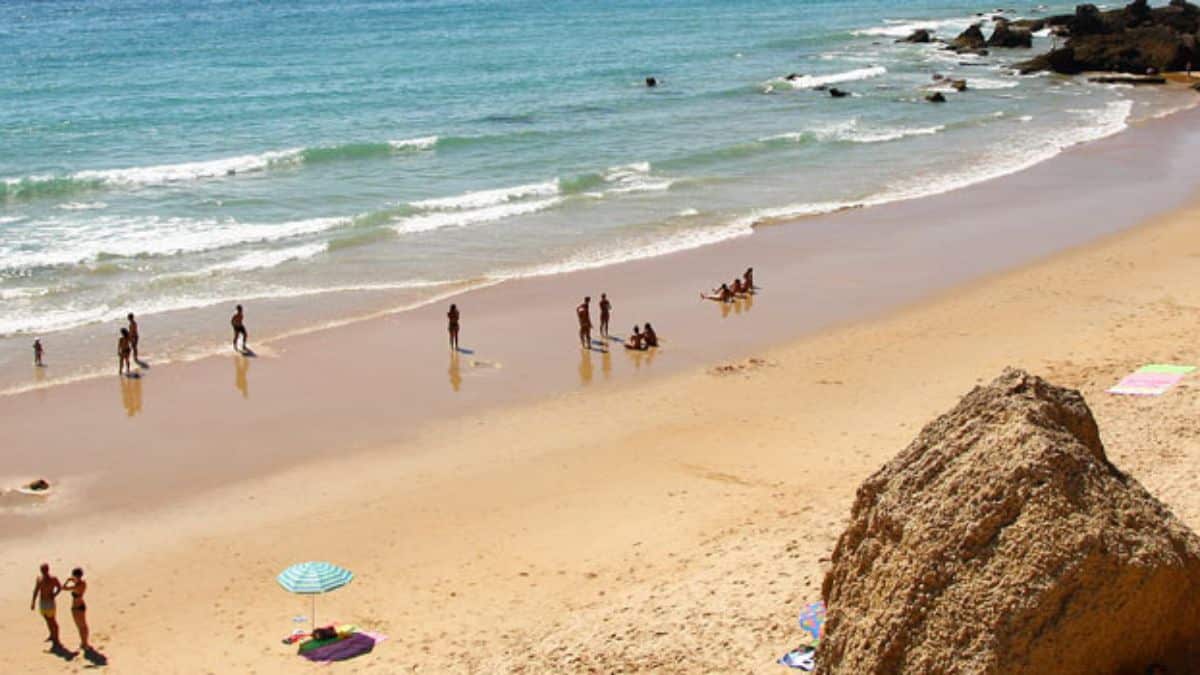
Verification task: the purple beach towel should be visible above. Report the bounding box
[301,632,376,662]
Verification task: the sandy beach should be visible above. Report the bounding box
[4,103,1200,672]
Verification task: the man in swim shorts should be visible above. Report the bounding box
[127,313,140,363]
[231,304,248,353]
[577,297,592,349]
[30,563,61,647]
[599,293,612,340]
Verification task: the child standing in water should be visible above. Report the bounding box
[33,339,44,367]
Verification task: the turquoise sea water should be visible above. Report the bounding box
[0,0,1194,390]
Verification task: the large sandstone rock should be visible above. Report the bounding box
[950,24,989,53]
[1019,0,1200,73]
[987,18,1034,48]
[819,369,1200,674]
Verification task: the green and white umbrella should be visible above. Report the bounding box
[277,561,353,630]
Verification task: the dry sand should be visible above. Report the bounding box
[5,113,1200,672]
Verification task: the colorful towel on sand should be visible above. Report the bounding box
[1108,364,1196,396]
[778,645,816,671]
[301,632,376,662]
[798,602,826,643]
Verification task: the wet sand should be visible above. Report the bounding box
[2,108,1200,671]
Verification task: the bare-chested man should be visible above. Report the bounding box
[117,328,132,376]
[30,563,62,647]
[576,297,592,349]
[599,293,612,340]
[231,305,248,353]
[126,313,140,362]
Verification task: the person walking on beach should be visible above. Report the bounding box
[447,304,460,351]
[118,328,132,376]
[61,567,90,652]
[30,563,62,648]
[577,296,593,349]
[126,313,140,363]
[599,293,612,341]
[33,339,44,367]
[231,305,248,353]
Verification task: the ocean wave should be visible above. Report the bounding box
[0,215,348,271]
[198,242,327,275]
[852,16,982,38]
[496,222,754,280]
[762,120,944,145]
[58,201,108,211]
[739,100,1133,228]
[392,197,565,235]
[0,216,24,226]
[0,278,459,338]
[410,180,559,210]
[1,136,440,202]
[773,66,887,90]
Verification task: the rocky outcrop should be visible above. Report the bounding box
[818,369,1200,675]
[949,24,989,54]
[987,18,1034,47]
[897,28,933,43]
[1018,0,1200,74]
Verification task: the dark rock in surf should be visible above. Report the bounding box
[898,29,933,43]
[645,77,658,87]
[926,92,947,102]
[829,88,850,98]
[987,18,1034,47]
[949,23,988,53]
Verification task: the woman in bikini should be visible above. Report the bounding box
[117,329,132,376]
[61,567,90,652]
[447,304,460,351]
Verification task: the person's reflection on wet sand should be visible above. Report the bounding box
[120,375,142,417]
[235,354,250,399]
[448,352,462,392]
[601,348,612,380]
[579,347,593,385]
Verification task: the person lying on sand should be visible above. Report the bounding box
[701,283,735,303]
[624,325,646,350]
[642,322,658,348]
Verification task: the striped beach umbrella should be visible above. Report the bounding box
[277,561,354,630]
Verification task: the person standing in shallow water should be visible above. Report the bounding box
[126,313,140,363]
[61,567,89,652]
[599,293,612,341]
[576,296,592,349]
[33,338,44,367]
[231,305,248,353]
[30,563,61,648]
[117,328,132,376]
[447,304,460,351]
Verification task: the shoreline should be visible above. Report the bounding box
[4,105,1200,541]
[4,126,1200,670]
[3,87,1196,398]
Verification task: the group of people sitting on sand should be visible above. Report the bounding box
[701,267,755,303]
[623,322,659,351]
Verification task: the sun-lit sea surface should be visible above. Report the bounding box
[1,0,1194,392]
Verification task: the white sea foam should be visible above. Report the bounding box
[677,208,700,217]
[199,242,327,275]
[388,135,440,150]
[0,215,347,271]
[761,120,944,145]
[739,100,1133,229]
[602,162,675,194]
[410,180,560,210]
[393,197,564,235]
[965,77,1020,90]
[852,16,980,38]
[775,66,887,89]
[73,149,302,187]
[57,201,108,211]
[498,223,755,280]
[0,216,23,225]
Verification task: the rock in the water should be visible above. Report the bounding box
[1018,0,1200,74]
[987,18,1034,47]
[645,76,657,87]
[925,92,947,102]
[828,88,849,98]
[898,28,933,43]
[949,23,988,53]
[950,78,968,91]
[819,369,1200,675]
